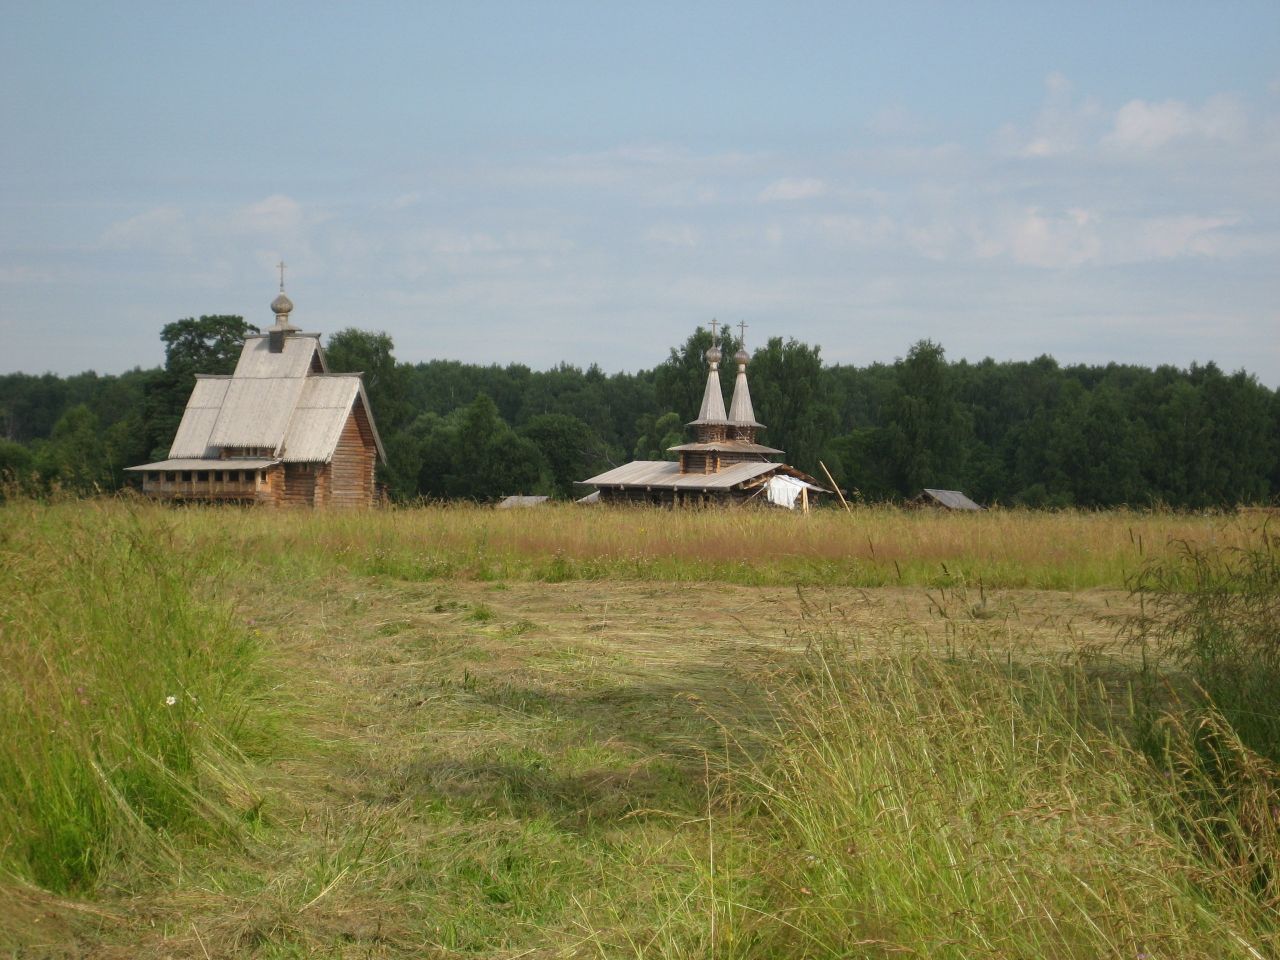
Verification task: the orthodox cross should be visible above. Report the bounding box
[737,320,748,350]
[709,318,719,342]
[277,260,287,291]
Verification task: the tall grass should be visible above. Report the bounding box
[721,641,1278,959]
[0,501,265,894]
[1129,524,1280,763]
[110,499,1258,591]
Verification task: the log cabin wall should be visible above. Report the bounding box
[282,463,317,506]
[327,400,378,508]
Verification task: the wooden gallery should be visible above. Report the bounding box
[127,288,385,507]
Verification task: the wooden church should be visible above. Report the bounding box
[580,325,828,508]
[127,283,385,506]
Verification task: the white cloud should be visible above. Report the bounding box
[98,205,190,254]
[1003,207,1101,268]
[1002,72,1103,158]
[1106,94,1246,150]
[759,177,827,201]
[645,223,699,247]
[228,194,305,235]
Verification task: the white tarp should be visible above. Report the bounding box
[766,474,808,509]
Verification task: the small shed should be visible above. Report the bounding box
[496,495,551,509]
[914,488,984,511]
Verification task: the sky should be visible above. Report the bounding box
[2,2,1279,384]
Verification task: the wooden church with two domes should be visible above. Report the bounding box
[579,324,829,509]
[126,283,385,507]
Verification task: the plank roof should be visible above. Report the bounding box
[126,457,278,472]
[582,460,781,490]
[280,376,386,463]
[921,488,984,511]
[234,333,325,378]
[168,377,231,458]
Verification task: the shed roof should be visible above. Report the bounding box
[921,488,984,511]
[126,457,279,472]
[582,460,780,490]
[497,495,551,509]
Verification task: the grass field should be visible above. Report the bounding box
[1,499,1276,958]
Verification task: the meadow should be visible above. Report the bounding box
[1,499,1276,958]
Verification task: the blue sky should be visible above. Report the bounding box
[3,2,1278,383]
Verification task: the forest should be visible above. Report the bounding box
[1,314,1277,507]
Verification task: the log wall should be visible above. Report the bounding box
[327,399,378,508]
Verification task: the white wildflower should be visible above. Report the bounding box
[164,695,177,706]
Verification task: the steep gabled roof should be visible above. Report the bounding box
[233,333,326,377]
[162,330,383,465]
[168,376,231,458]
[280,376,386,463]
[207,377,308,451]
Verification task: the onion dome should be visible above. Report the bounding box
[705,344,722,366]
[271,291,294,317]
[734,347,749,366]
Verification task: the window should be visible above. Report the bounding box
[196,471,208,482]
[182,471,192,482]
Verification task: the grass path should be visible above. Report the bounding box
[38,575,1130,959]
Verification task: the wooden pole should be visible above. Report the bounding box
[819,460,851,514]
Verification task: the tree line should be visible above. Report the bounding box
[2,316,1277,507]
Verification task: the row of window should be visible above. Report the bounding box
[159,470,262,483]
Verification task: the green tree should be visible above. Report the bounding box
[416,395,544,501]
[35,405,110,494]
[325,328,411,433]
[519,413,607,498]
[632,412,684,460]
[747,336,837,472]
[879,340,972,496]
[142,315,257,460]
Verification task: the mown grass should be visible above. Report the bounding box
[2,498,1277,958]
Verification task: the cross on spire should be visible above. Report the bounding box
[709,318,719,342]
[277,260,287,291]
[737,320,748,350]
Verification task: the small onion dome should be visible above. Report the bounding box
[705,345,722,364]
[271,292,294,316]
[734,347,749,365]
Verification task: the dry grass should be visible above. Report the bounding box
[132,498,1262,590]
